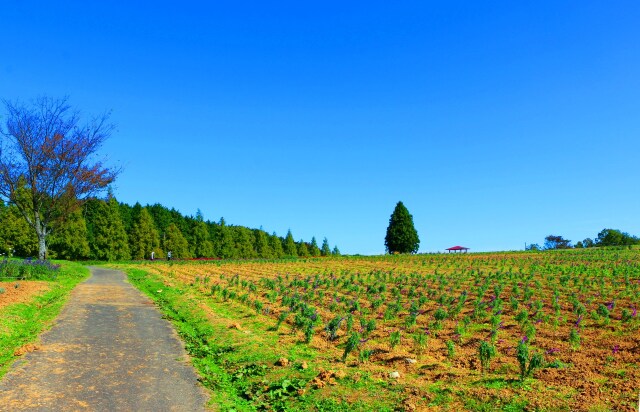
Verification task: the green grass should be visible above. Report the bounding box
[0,261,89,377]
[119,266,406,411]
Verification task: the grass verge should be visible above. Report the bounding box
[0,261,89,377]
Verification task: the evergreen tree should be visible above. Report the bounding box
[321,237,331,256]
[92,198,131,261]
[164,223,191,258]
[129,208,160,260]
[254,229,274,258]
[48,209,90,260]
[332,245,341,256]
[192,220,214,257]
[215,218,236,259]
[297,240,310,257]
[284,230,297,256]
[385,201,420,254]
[234,227,257,258]
[270,232,285,258]
[0,202,38,257]
[309,236,321,257]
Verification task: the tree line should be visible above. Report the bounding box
[0,196,340,261]
[0,97,339,261]
[527,229,639,250]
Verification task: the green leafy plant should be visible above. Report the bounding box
[342,332,361,362]
[390,330,401,350]
[568,327,580,350]
[478,341,497,374]
[516,339,544,381]
[445,340,455,358]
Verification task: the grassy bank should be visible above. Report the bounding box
[120,265,405,411]
[0,261,89,377]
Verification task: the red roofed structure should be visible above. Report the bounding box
[446,246,469,253]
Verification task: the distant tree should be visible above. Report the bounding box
[574,241,584,249]
[191,219,214,258]
[270,232,284,258]
[0,201,38,257]
[526,243,541,251]
[385,201,420,254]
[91,197,130,261]
[321,237,331,256]
[129,208,160,260]
[582,238,594,248]
[332,245,341,256]
[309,237,321,257]
[254,230,273,259]
[48,208,90,260]
[544,235,571,250]
[284,230,297,256]
[214,217,236,258]
[234,226,256,258]
[595,228,638,247]
[0,97,118,259]
[164,223,190,258]
[297,240,310,257]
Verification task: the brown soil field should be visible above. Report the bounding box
[0,281,50,309]
[116,250,640,411]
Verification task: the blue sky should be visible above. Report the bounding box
[2,1,639,254]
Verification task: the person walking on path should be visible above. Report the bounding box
[167,251,172,260]
[151,250,155,260]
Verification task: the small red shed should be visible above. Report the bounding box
[446,246,469,253]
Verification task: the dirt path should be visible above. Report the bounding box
[0,267,209,411]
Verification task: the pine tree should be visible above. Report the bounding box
[254,230,274,258]
[215,218,236,259]
[0,202,38,257]
[332,246,341,256]
[92,198,131,261]
[270,232,284,258]
[309,236,321,257]
[192,220,214,257]
[284,230,298,256]
[129,208,160,260]
[48,209,90,260]
[164,223,191,258]
[234,227,257,258]
[385,201,420,254]
[297,240,310,257]
[321,237,331,256]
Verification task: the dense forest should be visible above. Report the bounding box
[0,196,339,261]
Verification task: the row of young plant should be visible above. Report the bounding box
[184,253,638,379]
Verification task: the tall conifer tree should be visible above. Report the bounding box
[321,237,331,256]
[129,208,160,259]
[92,198,131,260]
[48,209,90,260]
[270,232,284,258]
[192,220,214,258]
[164,223,190,258]
[385,201,420,254]
[309,237,321,257]
[284,230,297,256]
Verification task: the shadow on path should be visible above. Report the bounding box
[0,266,209,411]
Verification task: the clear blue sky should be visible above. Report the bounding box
[2,1,639,254]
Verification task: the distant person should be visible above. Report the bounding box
[167,251,172,261]
[151,251,155,260]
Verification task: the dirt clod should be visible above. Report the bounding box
[276,357,289,367]
[14,343,39,356]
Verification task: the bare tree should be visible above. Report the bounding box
[0,96,118,259]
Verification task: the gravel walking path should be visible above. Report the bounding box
[0,267,209,411]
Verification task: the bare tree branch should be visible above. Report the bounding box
[0,96,119,259]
